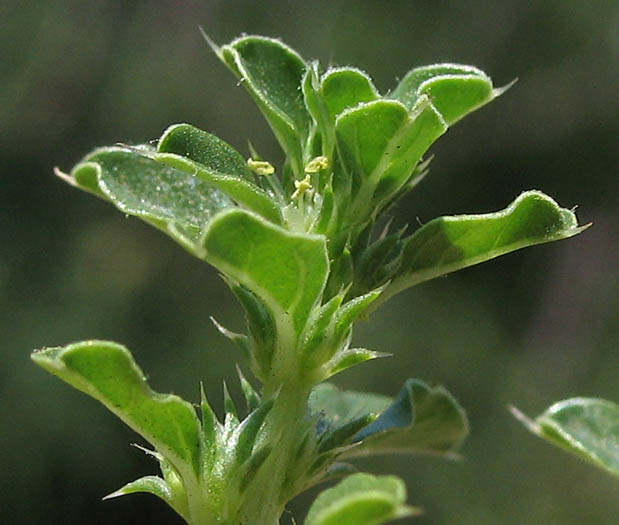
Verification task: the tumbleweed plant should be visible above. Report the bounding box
[33,34,618,524]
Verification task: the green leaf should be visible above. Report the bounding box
[69,146,234,252]
[158,123,251,177]
[333,288,384,343]
[309,380,468,457]
[511,398,619,478]
[31,341,201,478]
[237,365,261,413]
[335,98,447,223]
[302,62,336,161]
[104,475,189,522]
[227,282,277,377]
[389,63,501,124]
[220,36,309,177]
[325,348,389,379]
[203,209,329,336]
[352,380,468,457]
[379,191,587,307]
[321,67,380,119]
[310,383,391,427]
[156,124,282,225]
[305,473,419,525]
[301,292,345,367]
[351,228,406,297]
[232,399,275,464]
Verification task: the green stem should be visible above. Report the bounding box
[236,381,312,524]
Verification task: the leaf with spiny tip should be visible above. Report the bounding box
[389,63,500,124]
[131,443,184,494]
[65,146,234,253]
[211,317,250,360]
[219,35,310,178]
[31,341,201,478]
[223,381,239,425]
[351,230,405,296]
[375,191,587,310]
[324,248,354,300]
[104,476,190,521]
[334,288,384,342]
[236,365,261,413]
[199,382,219,459]
[226,281,276,378]
[301,292,345,367]
[325,348,390,379]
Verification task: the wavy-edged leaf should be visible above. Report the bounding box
[31,341,201,478]
[203,209,329,336]
[69,146,234,252]
[379,191,587,307]
[220,36,309,177]
[305,473,418,525]
[321,67,380,119]
[511,398,619,478]
[352,379,467,457]
[335,98,446,222]
[155,124,281,225]
[310,380,468,458]
[389,63,502,124]
[158,123,251,177]
[104,475,190,521]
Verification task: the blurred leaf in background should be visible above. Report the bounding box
[2,1,618,524]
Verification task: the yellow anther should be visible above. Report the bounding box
[304,156,329,173]
[291,174,312,199]
[247,158,275,176]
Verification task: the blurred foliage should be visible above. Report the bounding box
[2,1,618,523]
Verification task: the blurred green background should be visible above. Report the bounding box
[2,1,618,523]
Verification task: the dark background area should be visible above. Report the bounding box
[2,1,618,523]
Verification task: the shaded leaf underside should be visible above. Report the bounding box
[310,379,468,458]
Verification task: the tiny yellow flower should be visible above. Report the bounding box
[292,174,312,199]
[247,158,275,176]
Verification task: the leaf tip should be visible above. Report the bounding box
[102,488,124,501]
[54,166,77,186]
[508,404,540,434]
[493,77,518,98]
[198,26,222,57]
